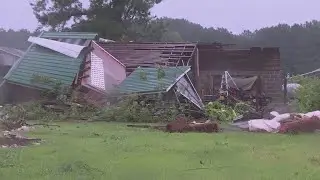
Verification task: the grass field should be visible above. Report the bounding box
[0,122,320,180]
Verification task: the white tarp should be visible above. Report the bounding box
[28,36,86,58]
[247,111,320,133]
[282,83,301,98]
[248,113,291,133]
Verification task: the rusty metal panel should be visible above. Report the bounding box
[98,42,196,74]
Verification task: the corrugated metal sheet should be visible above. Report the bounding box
[4,32,95,90]
[98,42,196,75]
[298,68,320,77]
[176,76,204,109]
[117,66,190,94]
[41,32,98,40]
[28,36,86,58]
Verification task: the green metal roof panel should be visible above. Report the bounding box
[118,66,191,94]
[3,31,96,90]
[41,32,98,40]
[5,45,83,89]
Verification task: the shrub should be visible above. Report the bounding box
[91,94,180,123]
[294,77,320,112]
[205,101,237,122]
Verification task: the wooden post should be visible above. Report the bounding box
[283,73,287,104]
[194,47,201,99]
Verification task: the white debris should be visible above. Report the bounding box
[248,112,292,133]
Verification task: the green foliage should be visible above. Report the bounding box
[205,101,237,122]
[92,94,179,123]
[139,69,147,81]
[31,73,72,102]
[295,77,320,112]
[234,102,254,115]
[93,95,154,123]
[30,0,165,41]
[157,67,166,80]
[0,102,58,122]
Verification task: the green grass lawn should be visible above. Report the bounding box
[0,122,320,180]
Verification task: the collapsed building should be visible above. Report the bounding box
[100,42,283,103]
[0,47,24,83]
[0,32,284,108]
[0,32,126,103]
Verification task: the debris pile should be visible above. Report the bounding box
[166,116,219,133]
[1,126,41,148]
[232,110,320,134]
[279,115,320,134]
[0,106,42,148]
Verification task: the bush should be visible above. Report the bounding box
[205,101,237,122]
[295,77,320,112]
[91,94,180,123]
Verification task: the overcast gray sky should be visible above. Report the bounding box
[1,0,320,34]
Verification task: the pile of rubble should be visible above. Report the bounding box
[165,116,219,133]
[0,105,42,148]
[0,125,41,148]
[232,110,320,134]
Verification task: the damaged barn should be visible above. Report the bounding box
[99,42,284,108]
[0,32,285,129]
[0,32,126,105]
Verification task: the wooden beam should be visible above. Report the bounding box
[194,48,201,98]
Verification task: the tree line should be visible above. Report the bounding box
[1,0,320,75]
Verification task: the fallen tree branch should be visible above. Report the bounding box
[26,123,61,128]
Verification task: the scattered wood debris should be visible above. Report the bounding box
[166,116,219,133]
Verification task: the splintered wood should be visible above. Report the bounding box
[166,116,219,133]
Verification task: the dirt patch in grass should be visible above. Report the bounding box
[0,136,41,148]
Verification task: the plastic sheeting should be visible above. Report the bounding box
[227,76,258,91]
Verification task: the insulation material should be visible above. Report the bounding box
[90,53,106,90]
[227,76,258,91]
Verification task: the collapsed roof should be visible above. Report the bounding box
[4,32,98,89]
[117,66,204,109]
[98,42,196,75]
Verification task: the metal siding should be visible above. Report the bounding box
[41,32,98,40]
[117,66,190,94]
[28,36,86,58]
[176,76,204,109]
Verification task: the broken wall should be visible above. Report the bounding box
[82,42,126,91]
[198,48,283,102]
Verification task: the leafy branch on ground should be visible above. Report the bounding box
[91,94,181,123]
[205,101,237,122]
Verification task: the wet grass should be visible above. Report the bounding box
[0,122,320,179]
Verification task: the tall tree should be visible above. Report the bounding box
[30,0,165,41]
